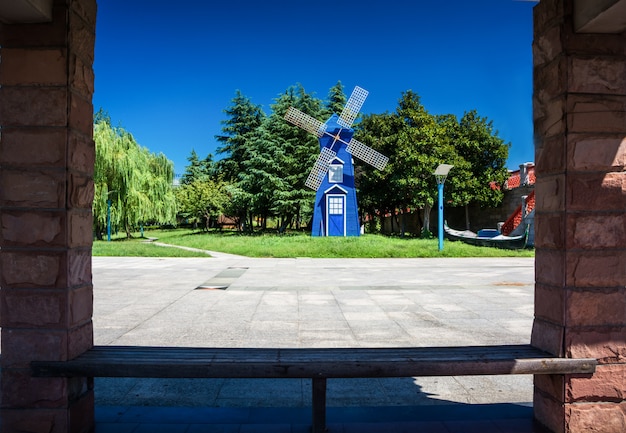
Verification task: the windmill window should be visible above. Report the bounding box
[328,197,343,214]
[328,165,343,183]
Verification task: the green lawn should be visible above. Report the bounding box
[93,229,534,258]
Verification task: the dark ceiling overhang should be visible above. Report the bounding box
[575,0,626,33]
[0,0,624,33]
[0,0,53,24]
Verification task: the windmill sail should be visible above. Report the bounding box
[285,107,327,137]
[304,147,337,190]
[346,138,389,171]
[338,86,369,128]
[284,85,388,191]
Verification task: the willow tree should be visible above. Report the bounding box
[93,118,177,239]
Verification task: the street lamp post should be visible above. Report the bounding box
[434,164,454,251]
[106,190,118,242]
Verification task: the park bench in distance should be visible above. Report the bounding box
[32,344,597,433]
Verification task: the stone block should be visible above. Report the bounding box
[71,0,98,28]
[569,214,626,249]
[534,56,567,100]
[67,321,93,360]
[531,318,564,356]
[0,328,67,368]
[566,288,626,327]
[566,402,626,433]
[567,364,626,403]
[566,328,626,363]
[0,128,67,167]
[0,251,63,288]
[0,407,69,433]
[535,175,566,213]
[566,31,626,57]
[534,93,567,138]
[565,250,626,288]
[68,173,94,209]
[0,87,68,127]
[569,57,626,95]
[0,48,67,86]
[68,132,95,174]
[534,387,565,433]
[0,168,65,208]
[69,211,93,248]
[68,9,95,66]
[534,213,564,249]
[68,388,95,433]
[535,284,564,324]
[535,373,565,402]
[69,92,93,134]
[533,27,562,69]
[68,249,92,287]
[535,248,565,287]
[1,288,66,328]
[535,134,566,175]
[1,211,65,247]
[570,135,626,171]
[0,369,68,408]
[567,95,626,135]
[69,285,93,327]
[69,53,95,98]
[567,172,626,212]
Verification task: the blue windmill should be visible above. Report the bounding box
[285,86,388,236]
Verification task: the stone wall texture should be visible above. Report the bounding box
[0,0,97,432]
[532,0,626,432]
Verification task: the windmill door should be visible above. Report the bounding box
[326,194,346,236]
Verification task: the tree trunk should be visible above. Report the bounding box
[465,204,471,230]
[423,203,432,237]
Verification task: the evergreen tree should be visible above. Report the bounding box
[324,81,347,118]
[215,90,265,181]
[181,149,214,184]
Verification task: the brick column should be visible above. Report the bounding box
[0,1,96,432]
[532,0,626,432]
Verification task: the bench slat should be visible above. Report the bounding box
[31,344,596,379]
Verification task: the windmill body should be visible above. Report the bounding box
[284,86,388,237]
[311,114,360,237]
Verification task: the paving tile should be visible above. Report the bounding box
[94,423,139,433]
[239,424,291,433]
[186,424,241,433]
[132,423,190,433]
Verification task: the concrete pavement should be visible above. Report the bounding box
[91,255,543,431]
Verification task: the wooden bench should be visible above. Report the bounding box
[31,344,596,433]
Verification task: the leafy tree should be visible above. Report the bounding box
[174,178,228,230]
[93,117,177,239]
[357,93,510,235]
[357,91,443,236]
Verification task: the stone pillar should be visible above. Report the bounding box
[532,0,626,432]
[0,1,96,432]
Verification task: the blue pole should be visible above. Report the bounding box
[438,182,444,251]
[107,198,112,242]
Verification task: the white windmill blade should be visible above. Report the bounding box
[346,138,389,171]
[285,107,327,138]
[338,86,369,128]
[305,147,336,190]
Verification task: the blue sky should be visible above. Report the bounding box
[94,1,536,178]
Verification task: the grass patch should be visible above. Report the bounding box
[96,229,535,259]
